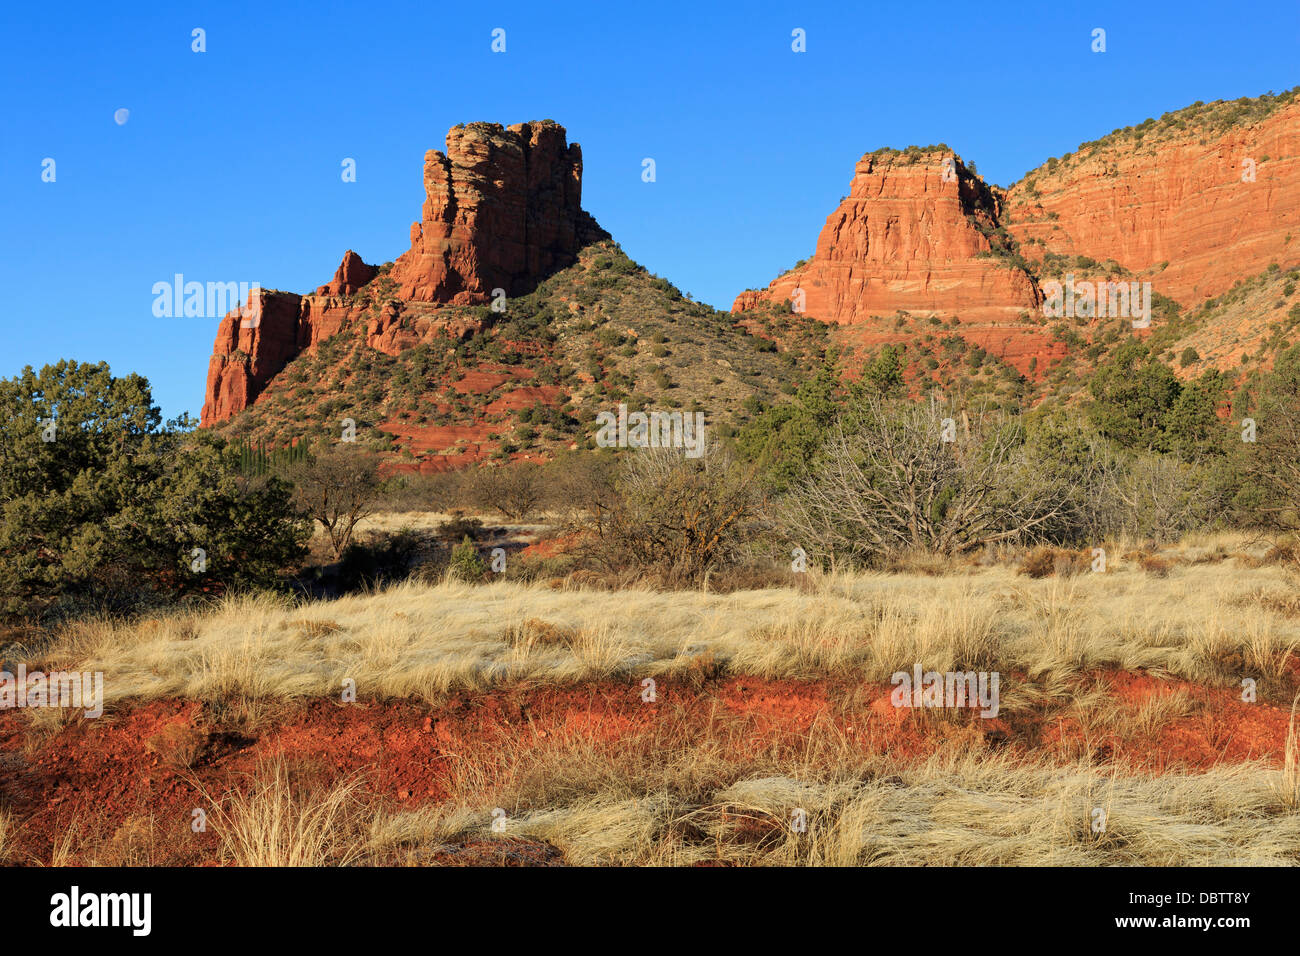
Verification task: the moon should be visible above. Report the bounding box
[113,108,129,126]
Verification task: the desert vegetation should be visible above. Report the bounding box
[4,541,1300,866]
[2,305,1299,866]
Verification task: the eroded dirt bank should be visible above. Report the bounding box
[0,672,1290,865]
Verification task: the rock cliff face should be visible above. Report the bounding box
[201,120,602,425]
[732,151,1042,322]
[1003,99,1300,305]
[202,290,304,426]
[203,97,1300,427]
[390,120,599,303]
[732,93,1300,382]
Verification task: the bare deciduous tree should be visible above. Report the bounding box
[290,445,383,559]
[564,447,763,583]
[1239,384,1300,533]
[466,462,547,522]
[1101,453,1225,542]
[780,397,1092,564]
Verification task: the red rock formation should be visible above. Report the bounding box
[390,120,600,304]
[1004,100,1300,305]
[733,151,1041,322]
[201,290,303,425]
[316,250,377,297]
[200,120,601,425]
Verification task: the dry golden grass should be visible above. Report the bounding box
[31,544,1300,709]
[361,753,1300,866]
[1282,692,1300,810]
[344,678,1297,865]
[145,722,207,771]
[43,822,80,868]
[353,510,457,533]
[14,533,1299,867]
[90,815,163,867]
[0,810,14,864]
[196,759,367,867]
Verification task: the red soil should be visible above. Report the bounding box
[517,532,582,559]
[450,366,534,396]
[483,385,565,415]
[0,671,1289,865]
[377,421,500,473]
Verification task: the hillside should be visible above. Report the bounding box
[212,242,825,470]
[1160,263,1300,378]
[201,120,824,468]
[202,93,1300,455]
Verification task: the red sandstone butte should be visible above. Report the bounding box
[390,120,599,303]
[200,120,602,425]
[733,151,1042,323]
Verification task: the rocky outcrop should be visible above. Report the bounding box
[732,151,1042,322]
[201,290,304,424]
[316,250,376,297]
[1004,99,1300,305]
[200,120,602,426]
[390,120,604,304]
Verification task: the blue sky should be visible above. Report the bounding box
[3,0,1296,418]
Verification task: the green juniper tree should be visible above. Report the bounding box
[0,361,310,620]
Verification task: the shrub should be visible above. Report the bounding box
[780,398,1092,564]
[1138,554,1172,577]
[1100,453,1238,541]
[448,536,488,580]
[336,529,421,589]
[465,462,547,521]
[863,345,904,396]
[375,470,460,513]
[1263,542,1297,565]
[562,447,763,585]
[1017,547,1090,578]
[1018,547,1058,578]
[437,513,485,542]
[146,722,207,771]
[1237,344,1300,532]
[1088,342,1181,451]
[504,618,578,651]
